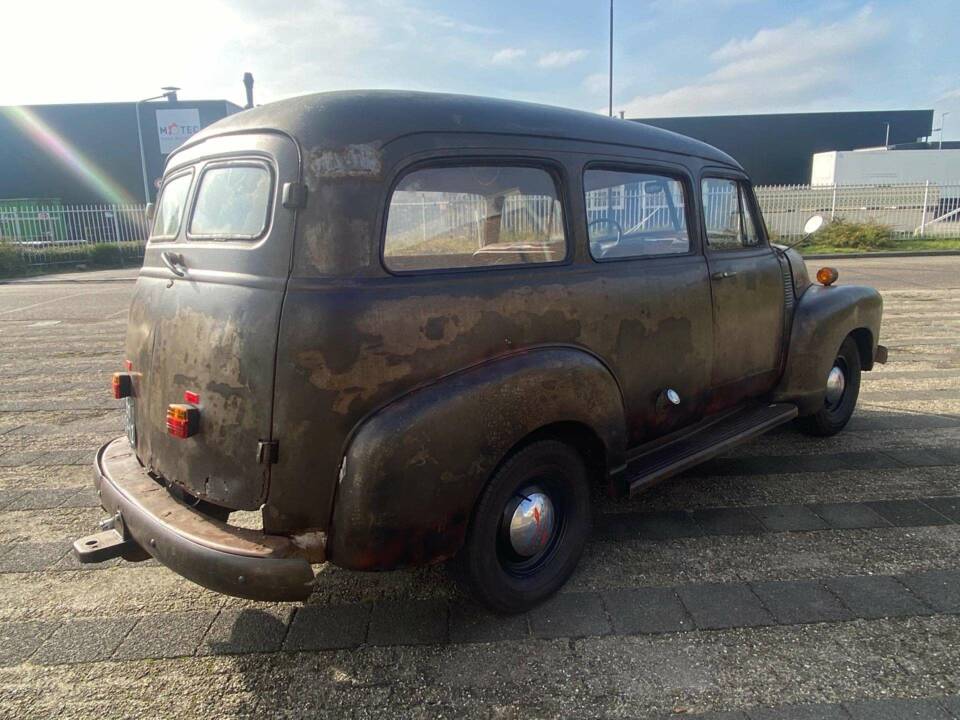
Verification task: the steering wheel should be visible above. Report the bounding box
[587,218,623,258]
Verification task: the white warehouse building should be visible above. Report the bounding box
[811,147,960,187]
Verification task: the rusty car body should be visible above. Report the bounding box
[75,91,885,612]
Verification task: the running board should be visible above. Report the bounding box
[624,402,798,495]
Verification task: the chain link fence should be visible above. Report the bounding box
[3,181,959,270]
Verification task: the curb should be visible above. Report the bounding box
[803,249,960,260]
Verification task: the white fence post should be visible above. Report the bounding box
[920,181,930,237]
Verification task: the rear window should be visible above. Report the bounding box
[151,173,192,239]
[383,165,567,272]
[189,164,272,239]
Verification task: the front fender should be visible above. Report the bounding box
[328,347,627,570]
[773,284,882,414]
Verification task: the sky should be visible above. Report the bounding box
[3,0,960,138]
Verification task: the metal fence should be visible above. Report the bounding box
[0,204,150,266]
[3,181,960,269]
[756,182,960,239]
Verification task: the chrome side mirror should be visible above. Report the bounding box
[145,203,155,222]
[803,215,824,235]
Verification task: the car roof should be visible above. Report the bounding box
[184,90,743,170]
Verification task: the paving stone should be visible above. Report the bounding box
[448,601,529,644]
[595,510,701,541]
[367,599,448,646]
[825,575,933,620]
[677,583,774,630]
[59,486,100,508]
[33,617,136,665]
[865,499,953,527]
[751,505,830,533]
[602,586,692,635]
[806,502,891,530]
[898,570,960,613]
[692,508,765,536]
[0,488,26,510]
[284,603,370,651]
[0,620,59,666]
[751,579,853,625]
[4,487,83,510]
[0,451,50,468]
[844,698,952,719]
[939,697,960,717]
[528,591,610,639]
[922,497,960,523]
[881,448,960,468]
[747,702,851,719]
[0,542,70,573]
[198,607,293,656]
[114,611,217,660]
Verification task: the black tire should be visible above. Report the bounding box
[455,439,591,614]
[797,336,862,437]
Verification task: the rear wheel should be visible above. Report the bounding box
[455,440,591,614]
[798,336,862,437]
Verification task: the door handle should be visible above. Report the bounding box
[711,270,737,280]
[161,251,187,277]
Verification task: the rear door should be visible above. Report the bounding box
[701,175,784,401]
[126,132,299,510]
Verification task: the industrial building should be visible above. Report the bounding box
[632,110,935,185]
[0,95,242,205]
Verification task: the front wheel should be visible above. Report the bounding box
[455,440,591,614]
[797,336,862,437]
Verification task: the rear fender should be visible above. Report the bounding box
[328,347,626,570]
[773,284,882,415]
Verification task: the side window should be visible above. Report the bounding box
[151,173,192,240]
[383,165,567,272]
[189,164,272,239]
[702,178,762,250]
[584,169,689,259]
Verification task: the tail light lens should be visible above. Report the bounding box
[166,404,199,439]
[112,373,132,399]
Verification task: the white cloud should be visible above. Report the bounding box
[583,73,610,94]
[491,48,527,64]
[619,6,890,117]
[538,49,588,69]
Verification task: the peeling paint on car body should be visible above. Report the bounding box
[96,91,883,599]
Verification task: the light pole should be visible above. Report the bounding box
[135,87,180,203]
[608,0,614,118]
[939,111,951,150]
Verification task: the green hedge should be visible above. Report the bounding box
[813,219,896,250]
[0,240,144,278]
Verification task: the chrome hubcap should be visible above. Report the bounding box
[508,491,555,557]
[825,364,846,406]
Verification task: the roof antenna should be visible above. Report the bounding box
[243,72,255,109]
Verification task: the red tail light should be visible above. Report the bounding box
[166,404,199,439]
[184,390,200,405]
[112,373,132,399]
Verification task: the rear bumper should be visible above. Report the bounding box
[73,438,317,601]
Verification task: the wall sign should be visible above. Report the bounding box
[155,108,201,154]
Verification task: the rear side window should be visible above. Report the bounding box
[702,178,762,250]
[584,169,689,259]
[151,173,192,239]
[383,165,567,272]
[189,164,272,239]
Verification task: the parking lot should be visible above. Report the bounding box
[1,255,959,719]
